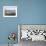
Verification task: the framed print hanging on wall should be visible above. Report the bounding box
[3,6,17,17]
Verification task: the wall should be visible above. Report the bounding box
[0,0,46,44]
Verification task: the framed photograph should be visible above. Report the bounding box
[3,6,17,17]
[18,24,46,42]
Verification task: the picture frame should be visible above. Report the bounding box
[18,24,46,42]
[3,6,17,17]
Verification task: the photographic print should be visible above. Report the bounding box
[18,24,46,41]
[3,6,17,17]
